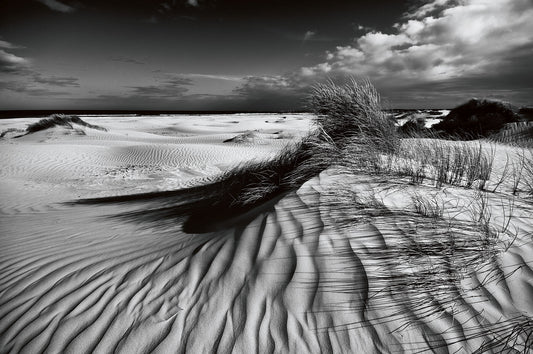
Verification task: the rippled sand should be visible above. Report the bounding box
[1,114,532,353]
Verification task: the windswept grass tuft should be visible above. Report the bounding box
[375,138,496,190]
[309,78,399,153]
[26,114,107,134]
[411,192,445,219]
[213,134,339,208]
[217,78,397,210]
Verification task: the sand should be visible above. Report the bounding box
[1,114,532,353]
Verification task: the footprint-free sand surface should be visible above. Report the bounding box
[1,114,532,353]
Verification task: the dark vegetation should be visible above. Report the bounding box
[309,78,398,152]
[518,106,533,121]
[222,131,258,143]
[25,114,107,133]
[397,117,429,137]
[0,128,25,138]
[433,98,518,139]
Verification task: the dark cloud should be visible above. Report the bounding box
[109,56,146,65]
[71,92,241,111]
[35,0,76,13]
[233,75,310,110]
[0,81,71,96]
[128,77,193,98]
[33,74,79,87]
[0,49,30,74]
[0,39,24,49]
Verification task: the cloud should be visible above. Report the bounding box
[36,0,75,13]
[405,0,455,19]
[0,49,31,74]
[228,0,533,108]
[182,73,243,82]
[0,40,24,50]
[299,0,533,98]
[0,81,71,96]
[303,30,316,42]
[128,77,194,98]
[33,74,79,87]
[233,75,311,110]
[109,56,146,65]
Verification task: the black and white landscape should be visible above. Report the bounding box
[1,1,533,353]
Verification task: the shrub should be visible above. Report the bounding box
[433,99,518,139]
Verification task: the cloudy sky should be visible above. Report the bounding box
[1,0,532,110]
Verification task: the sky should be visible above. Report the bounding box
[1,0,532,110]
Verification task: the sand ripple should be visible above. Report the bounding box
[1,173,532,353]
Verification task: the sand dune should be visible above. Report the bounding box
[2,171,532,353]
[0,114,312,209]
[1,114,532,353]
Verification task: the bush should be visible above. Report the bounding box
[433,99,518,139]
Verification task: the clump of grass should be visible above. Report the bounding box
[500,147,533,196]
[215,78,396,210]
[398,117,429,137]
[309,78,399,154]
[490,121,533,148]
[26,114,107,134]
[214,134,338,208]
[375,139,495,190]
[222,130,258,144]
[518,148,533,196]
[0,127,25,138]
[411,192,444,219]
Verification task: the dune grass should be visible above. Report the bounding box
[202,78,395,211]
[309,78,399,153]
[0,127,26,138]
[374,138,496,190]
[25,114,107,134]
[490,121,533,148]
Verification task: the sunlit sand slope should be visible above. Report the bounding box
[0,114,312,212]
[1,169,532,353]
